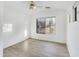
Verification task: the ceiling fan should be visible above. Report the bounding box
[29,1,51,9]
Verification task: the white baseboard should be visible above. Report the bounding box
[31,37,66,44]
[3,36,30,49]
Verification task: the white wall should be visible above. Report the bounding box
[67,2,79,56]
[67,22,79,57]
[30,9,67,43]
[3,2,31,48]
[0,2,4,57]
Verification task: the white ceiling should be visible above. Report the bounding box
[25,1,75,11]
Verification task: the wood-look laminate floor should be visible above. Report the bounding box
[3,39,70,57]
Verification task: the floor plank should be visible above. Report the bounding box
[3,39,70,57]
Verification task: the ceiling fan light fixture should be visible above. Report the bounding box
[29,1,51,10]
[30,6,36,9]
[33,6,36,9]
[29,1,36,9]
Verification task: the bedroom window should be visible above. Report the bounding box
[36,17,56,34]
